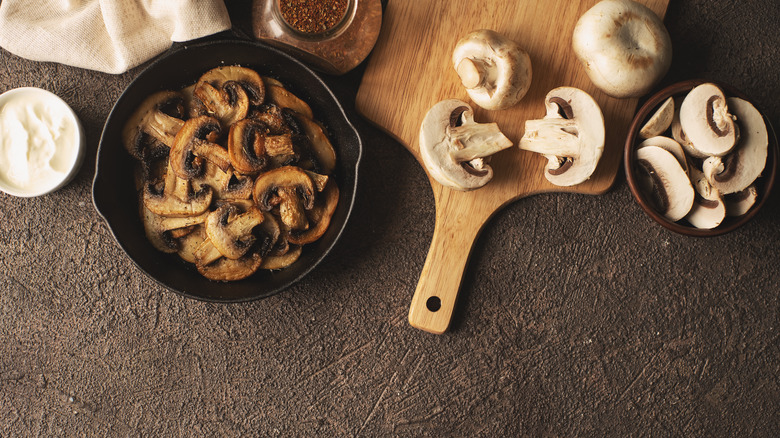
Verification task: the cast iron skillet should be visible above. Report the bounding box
[93,40,362,302]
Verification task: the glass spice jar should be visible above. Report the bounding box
[252,0,382,75]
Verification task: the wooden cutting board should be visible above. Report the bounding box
[355,0,670,334]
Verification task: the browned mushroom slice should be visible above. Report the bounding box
[141,203,210,253]
[288,181,339,245]
[260,245,302,270]
[253,213,281,256]
[197,66,266,106]
[194,239,223,266]
[205,204,265,260]
[178,225,208,263]
[248,104,288,134]
[228,119,277,174]
[122,90,185,160]
[170,116,230,179]
[195,80,250,128]
[143,160,213,217]
[197,252,263,281]
[293,114,337,175]
[304,170,330,192]
[181,83,208,119]
[194,162,253,200]
[253,166,315,230]
[266,84,313,119]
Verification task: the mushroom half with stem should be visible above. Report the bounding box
[518,87,605,186]
[419,99,513,191]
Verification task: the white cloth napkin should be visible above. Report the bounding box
[0,0,232,74]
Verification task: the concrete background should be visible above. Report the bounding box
[1,0,778,436]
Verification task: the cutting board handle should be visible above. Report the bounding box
[408,204,483,334]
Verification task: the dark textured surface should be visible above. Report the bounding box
[1,1,779,436]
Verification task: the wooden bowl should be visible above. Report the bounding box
[624,79,778,236]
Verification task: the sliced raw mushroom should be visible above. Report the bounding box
[253,166,316,230]
[288,181,339,245]
[260,245,302,270]
[638,136,688,173]
[702,97,768,194]
[169,116,231,180]
[205,204,265,260]
[122,91,185,160]
[195,80,250,127]
[143,161,213,217]
[671,99,705,159]
[636,145,694,222]
[725,185,758,217]
[639,97,674,139]
[196,66,266,106]
[680,83,737,157]
[685,168,726,229]
[197,252,263,282]
[572,0,672,98]
[419,99,513,191]
[451,29,532,110]
[519,87,605,186]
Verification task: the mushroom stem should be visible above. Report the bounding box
[448,122,513,162]
[455,58,490,90]
[519,118,581,157]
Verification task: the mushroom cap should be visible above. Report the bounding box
[636,145,695,222]
[452,29,532,110]
[679,83,738,157]
[572,0,672,98]
[702,97,768,194]
[518,87,605,186]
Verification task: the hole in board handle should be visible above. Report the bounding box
[426,296,441,312]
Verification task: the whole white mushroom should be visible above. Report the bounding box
[572,0,672,98]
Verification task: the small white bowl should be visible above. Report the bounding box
[0,87,85,197]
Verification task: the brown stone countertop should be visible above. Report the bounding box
[1,0,778,436]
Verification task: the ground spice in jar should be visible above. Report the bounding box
[279,0,349,34]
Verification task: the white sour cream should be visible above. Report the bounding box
[0,88,83,197]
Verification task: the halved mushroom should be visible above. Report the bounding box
[680,83,737,157]
[197,252,263,282]
[636,145,694,222]
[702,97,768,194]
[640,97,674,139]
[519,87,605,186]
[253,166,316,230]
[196,66,266,106]
[143,160,213,217]
[205,204,265,260]
[685,168,726,229]
[725,185,758,217]
[419,99,512,191]
[287,181,339,245]
[122,91,186,160]
[194,80,250,128]
[572,0,672,98]
[451,29,532,110]
[169,116,231,180]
